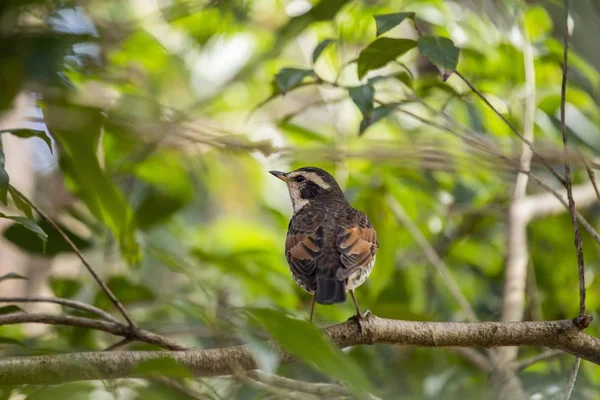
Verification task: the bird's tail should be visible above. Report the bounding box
[316,277,346,304]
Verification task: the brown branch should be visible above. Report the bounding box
[454,70,565,185]
[0,297,119,324]
[9,185,137,328]
[498,26,538,368]
[560,0,584,397]
[0,315,598,386]
[580,153,600,201]
[0,313,189,351]
[399,101,600,247]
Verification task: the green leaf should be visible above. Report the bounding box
[0,272,27,283]
[0,129,53,153]
[0,337,26,348]
[357,38,417,79]
[50,278,82,299]
[418,35,460,81]
[45,104,139,265]
[349,84,375,118]
[95,276,155,309]
[374,12,416,37]
[249,308,371,395]
[524,6,552,42]
[0,305,25,315]
[0,145,8,205]
[359,105,393,136]
[312,38,336,63]
[8,186,33,219]
[0,213,47,251]
[273,68,315,94]
[3,219,91,256]
[133,358,193,378]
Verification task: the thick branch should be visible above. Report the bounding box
[1,315,598,386]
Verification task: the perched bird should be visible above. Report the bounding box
[270,167,378,322]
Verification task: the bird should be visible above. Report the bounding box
[269,166,378,323]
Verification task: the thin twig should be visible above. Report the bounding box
[246,371,382,400]
[563,356,581,400]
[497,23,537,366]
[152,377,211,400]
[0,313,189,350]
[103,338,132,351]
[580,152,600,201]
[454,70,565,185]
[0,297,119,324]
[559,0,586,321]
[396,100,600,247]
[517,349,563,371]
[235,373,318,400]
[386,195,479,322]
[9,185,137,328]
[559,1,585,397]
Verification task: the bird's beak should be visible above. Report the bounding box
[269,170,289,182]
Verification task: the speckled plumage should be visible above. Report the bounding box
[271,167,378,317]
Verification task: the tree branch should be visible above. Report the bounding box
[9,185,137,328]
[0,313,189,351]
[0,315,597,386]
[0,297,119,324]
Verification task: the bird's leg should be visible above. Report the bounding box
[348,290,370,333]
[309,294,316,322]
[350,289,361,315]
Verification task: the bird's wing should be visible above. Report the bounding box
[285,223,324,290]
[335,213,378,280]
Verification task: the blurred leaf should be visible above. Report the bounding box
[0,337,26,348]
[359,105,393,136]
[45,104,139,265]
[95,276,155,309]
[3,219,91,256]
[133,358,192,378]
[8,186,33,219]
[0,145,7,205]
[349,84,375,118]
[312,38,336,63]
[374,12,416,37]
[273,68,315,94]
[29,382,95,400]
[357,38,417,79]
[418,35,460,81]
[133,151,193,230]
[0,129,52,153]
[0,305,25,315]
[0,272,27,283]
[524,6,552,42]
[278,121,330,145]
[50,278,82,299]
[249,308,371,395]
[0,213,47,251]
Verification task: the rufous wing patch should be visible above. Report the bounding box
[335,225,378,279]
[285,226,324,276]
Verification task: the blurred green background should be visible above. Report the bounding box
[1,0,600,398]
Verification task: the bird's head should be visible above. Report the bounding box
[269,167,346,213]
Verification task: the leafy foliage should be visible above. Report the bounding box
[1,0,600,399]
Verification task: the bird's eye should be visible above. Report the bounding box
[295,175,306,183]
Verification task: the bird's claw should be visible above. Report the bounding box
[348,309,372,333]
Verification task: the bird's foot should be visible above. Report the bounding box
[347,310,372,333]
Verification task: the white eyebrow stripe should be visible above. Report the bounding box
[288,171,331,190]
